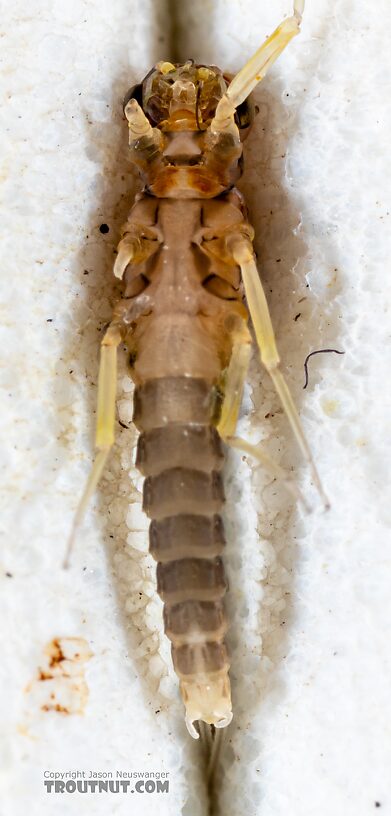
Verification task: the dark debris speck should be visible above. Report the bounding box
[99,223,110,234]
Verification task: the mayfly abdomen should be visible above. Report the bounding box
[133,375,232,735]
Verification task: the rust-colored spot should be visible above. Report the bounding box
[41,703,69,714]
[26,637,93,717]
[47,638,66,669]
[38,670,52,682]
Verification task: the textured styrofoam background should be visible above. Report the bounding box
[1,1,390,814]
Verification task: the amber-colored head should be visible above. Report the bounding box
[124,60,254,137]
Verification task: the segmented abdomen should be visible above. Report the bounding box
[133,376,232,734]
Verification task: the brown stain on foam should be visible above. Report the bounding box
[26,637,93,716]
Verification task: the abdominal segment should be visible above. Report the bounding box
[133,374,232,734]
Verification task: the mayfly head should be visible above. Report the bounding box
[123,61,255,138]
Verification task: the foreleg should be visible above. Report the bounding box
[124,99,164,173]
[209,1,304,138]
[204,2,304,174]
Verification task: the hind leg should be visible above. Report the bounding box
[64,324,122,567]
[217,322,252,439]
[217,320,310,510]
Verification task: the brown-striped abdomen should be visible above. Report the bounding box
[133,375,232,735]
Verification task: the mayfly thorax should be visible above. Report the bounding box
[67,0,328,739]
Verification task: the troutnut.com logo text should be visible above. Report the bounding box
[43,770,169,794]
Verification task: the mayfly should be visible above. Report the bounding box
[67,0,328,739]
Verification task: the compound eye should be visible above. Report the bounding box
[235,97,255,132]
[122,83,143,114]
